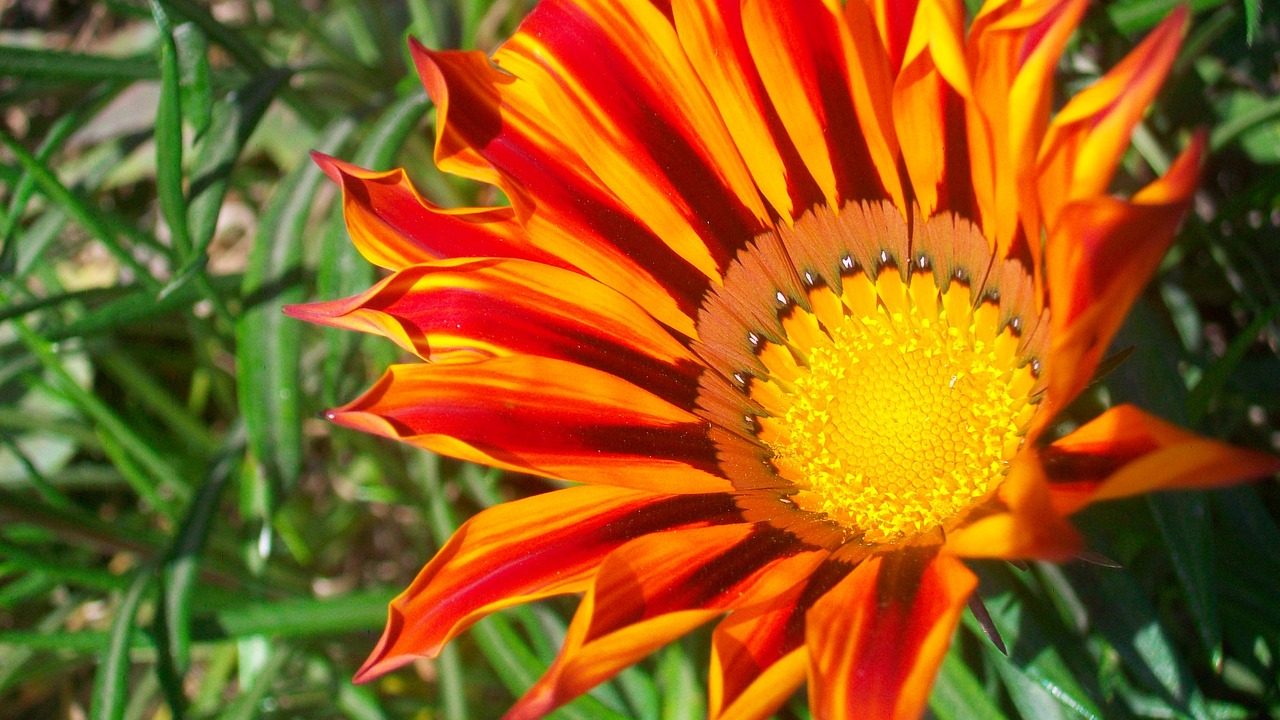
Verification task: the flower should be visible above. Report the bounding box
[288,1,1280,718]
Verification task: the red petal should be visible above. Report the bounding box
[355,486,742,681]
[807,551,976,720]
[742,0,888,209]
[311,153,552,270]
[411,44,709,337]
[1037,7,1187,227]
[504,524,827,720]
[493,0,771,275]
[1044,135,1203,413]
[285,258,701,408]
[331,357,732,493]
[1044,404,1280,515]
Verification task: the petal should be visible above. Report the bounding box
[807,551,977,720]
[494,0,770,278]
[505,524,827,720]
[715,648,808,720]
[709,558,853,719]
[945,451,1083,561]
[355,486,743,681]
[1044,135,1203,413]
[966,0,1091,260]
[285,258,701,407]
[892,0,974,218]
[864,0,920,73]
[1037,7,1187,228]
[332,357,732,493]
[312,154,550,271]
[672,0,806,220]
[412,45,708,337]
[742,0,887,210]
[1043,405,1280,515]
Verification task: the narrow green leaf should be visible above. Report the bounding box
[1150,492,1222,669]
[152,0,193,259]
[237,118,356,508]
[214,644,291,720]
[0,46,156,81]
[1187,307,1280,425]
[1243,0,1260,44]
[187,69,291,255]
[0,131,158,290]
[931,649,1010,720]
[90,569,154,720]
[173,23,213,137]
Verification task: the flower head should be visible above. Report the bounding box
[289,1,1280,718]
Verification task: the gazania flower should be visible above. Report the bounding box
[289,1,1280,718]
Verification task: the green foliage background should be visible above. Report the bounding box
[1,0,1278,718]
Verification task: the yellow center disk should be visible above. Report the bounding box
[755,270,1037,544]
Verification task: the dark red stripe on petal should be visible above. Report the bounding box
[356,487,742,681]
[414,46,714,328]
[507,0,767,262]
[333,357,732,493]
[504,523,826,719]
[807,550,976,720]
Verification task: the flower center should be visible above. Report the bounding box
[761,272,1031,544]
[694,202,1048,547]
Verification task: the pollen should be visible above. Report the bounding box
[759,271,1036,545]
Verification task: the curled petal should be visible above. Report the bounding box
[945,452,1082,561]
[312,154,549,270]
[807,551,976,720]
[355,487,742,681]
[1043,405,1280,515]
[332,357,732,493]
[1045,135,1204,413]
[505,524,827,720]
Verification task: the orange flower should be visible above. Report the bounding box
[289,1,1280,718]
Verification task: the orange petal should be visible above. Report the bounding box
[1037,7,1187,228]
[807,551,977,720]
[355,487,742,681]
[504,524,826,720]
[741,0,887,209]
[285,258,701,406]
[493,0,770,280]
[311,153,547,271]
[1044,135,1204,413]
[1043,404,1280,515]
[864,0,920,73]
[331,357,732,493]
[945,451,1083,561]
[715,648,808,720]
[966,0,1090,259]
[672,0,801,220]
[412,45,707,337]
[892,0,973,218]
[709,559,852,719]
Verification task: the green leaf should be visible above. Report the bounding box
[89,569,154,720]
[1187,307,1280,424]
[1149,492,1222,669]
[931,650,1010,720]
[237,118,356,509]
[174,23,213,137]
[0,46,156,82]
[187,69,291,255]
[152,0,193,260]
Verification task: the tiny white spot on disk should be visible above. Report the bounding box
[776,291,787,305]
